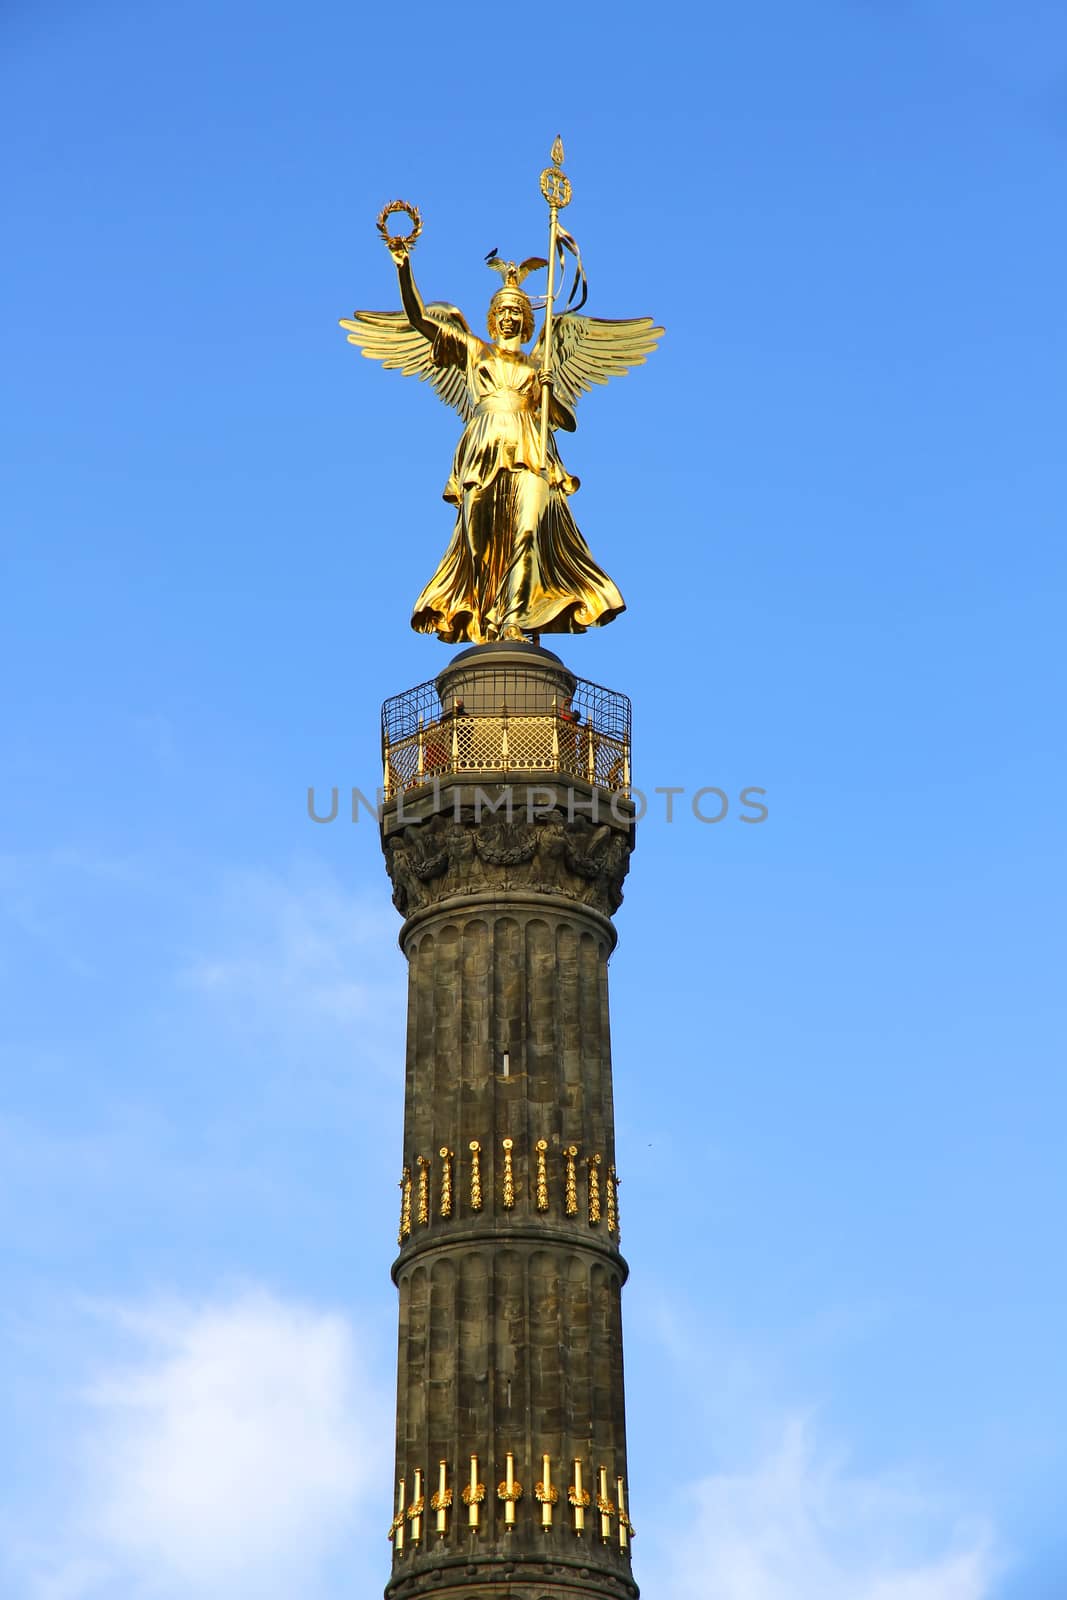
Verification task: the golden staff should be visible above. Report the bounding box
[538,135,572,470]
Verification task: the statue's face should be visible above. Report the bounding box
[494,302,523,341]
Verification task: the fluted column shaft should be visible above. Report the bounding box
[380,648,636,1600]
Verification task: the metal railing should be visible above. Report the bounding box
[381,672,631,800]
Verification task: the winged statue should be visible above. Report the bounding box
[341,202,662,645]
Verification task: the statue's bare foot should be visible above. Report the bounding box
[501,625,526,641]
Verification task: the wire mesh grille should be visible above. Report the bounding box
[381,669,631,798]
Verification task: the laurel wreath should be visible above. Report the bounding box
[377,199,422,250]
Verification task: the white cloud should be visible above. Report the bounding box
[180,863,403,1049]
[0,848,144,978]
[24,1558,112,1600]
[651,1413,997,1600]
[35,1288,391,1600]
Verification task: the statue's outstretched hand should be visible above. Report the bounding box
[376,200,421,264]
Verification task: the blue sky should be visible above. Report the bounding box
[3,1,1066,1596]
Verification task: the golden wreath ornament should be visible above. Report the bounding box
[377,199,422,251]
[539,166,572,208]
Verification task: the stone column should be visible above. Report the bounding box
[381,643,637,1600]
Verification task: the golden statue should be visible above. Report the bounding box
[340,141,663,644]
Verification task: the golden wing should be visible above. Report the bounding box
[339,304,473,421]
[532,313,664,410]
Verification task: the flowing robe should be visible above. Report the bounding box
[410,327,625,644]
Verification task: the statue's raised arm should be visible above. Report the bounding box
[340,237,474,424]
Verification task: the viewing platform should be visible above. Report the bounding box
[381,641,631,800]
